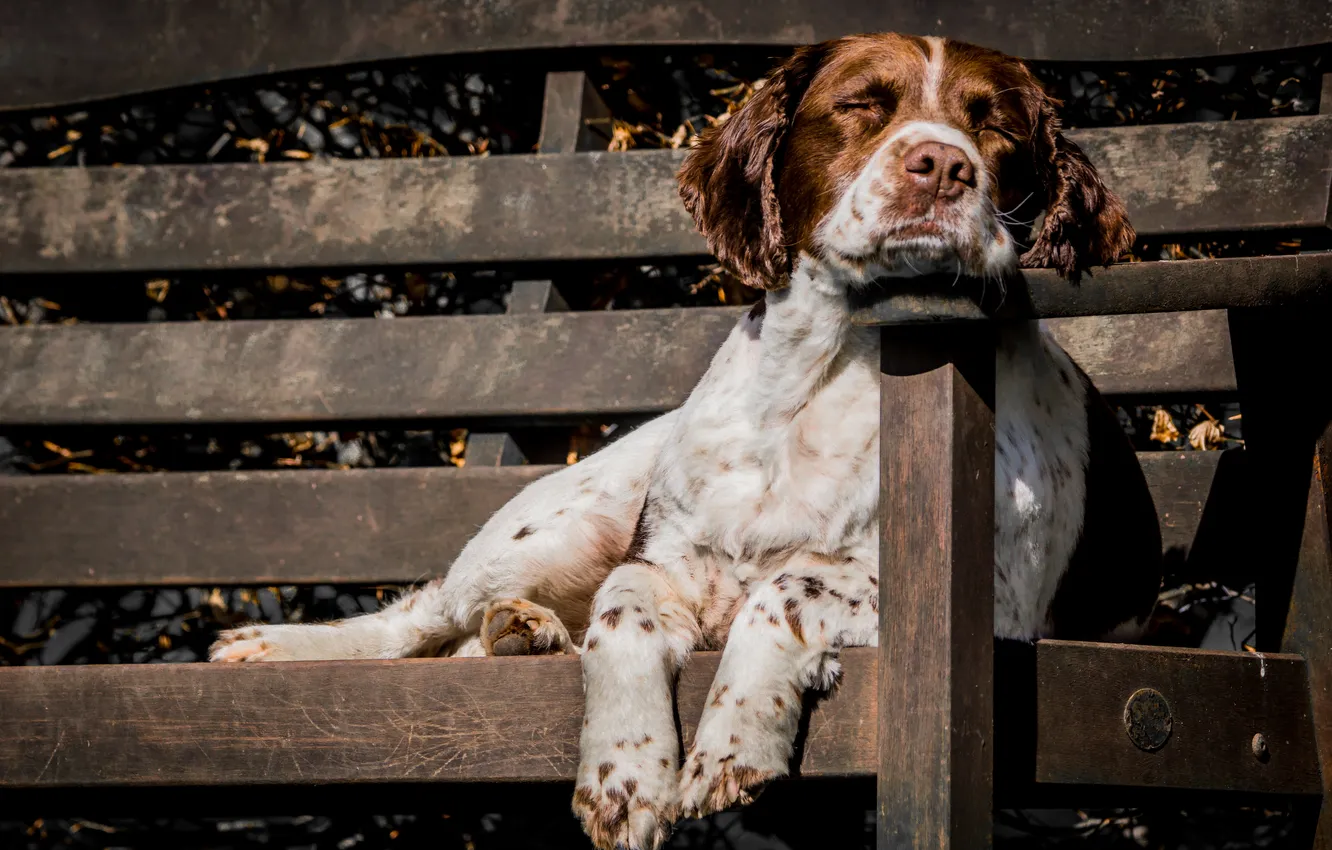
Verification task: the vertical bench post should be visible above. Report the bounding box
[877,324,996,848]
[1285,431,1332,848]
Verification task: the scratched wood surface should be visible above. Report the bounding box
[5,0,1331,109]
[2,118,1329,274]
[0,309,1236,427]
[877,327,995,847]
[0,644,1318,796]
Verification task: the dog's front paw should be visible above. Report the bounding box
[573,735,678,850]
[481,598,573,656]
[678,686,794,817]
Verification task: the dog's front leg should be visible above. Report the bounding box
[678,561,878,818]
[573,562,698,850]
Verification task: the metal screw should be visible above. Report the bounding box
[1252,733,1270,762]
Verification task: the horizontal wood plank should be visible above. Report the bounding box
[6,0,1332,109]
[852,254,1332,325]
[0,644,1318,798]
[0,450,1227,587]
[2,118,1329,274]
[1028,642,1320,794]
[0,308,1236,428]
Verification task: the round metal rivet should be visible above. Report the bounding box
[1252,733,1270,762]
[1123,688,1173,752]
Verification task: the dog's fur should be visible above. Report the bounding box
[211,33,1163,850]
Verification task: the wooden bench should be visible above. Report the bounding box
[2,2,1331,846]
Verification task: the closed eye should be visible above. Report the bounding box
[979,126,1016,142]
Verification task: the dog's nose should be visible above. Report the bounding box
[902,141,975,201]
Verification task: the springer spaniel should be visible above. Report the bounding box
[211,33,1163,850]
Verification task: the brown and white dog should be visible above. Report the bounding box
[211,33,1162,850]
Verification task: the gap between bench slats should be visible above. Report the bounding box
[0,643,1317,798]
[0,450,1228,587]
[2,117,1329,273]
[4,0,1331,109]
[0,309,1236,427]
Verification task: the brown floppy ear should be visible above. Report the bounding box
[677,46,825,290]
[1021,94,1136,281]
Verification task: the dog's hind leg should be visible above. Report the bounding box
[210,413,677,663]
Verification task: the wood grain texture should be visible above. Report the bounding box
[0,309,1236,428]
[1031,642,1321,796]
[0,309,740,426]
[1046,310,1234,397]
[6,0,1332,108]
[0,650,876,788]
[1282,434,1332,845]
[878,326,995,848]
[0,645,1316,798]
[2,118,1329,274]
[0,451,1225,588]
[0,465,556,587]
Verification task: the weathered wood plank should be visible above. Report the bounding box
[0,309,741,425]
[2,118,1329,274]
[1028,642,1321,795]
[6,0,1332,109]
[0,465,556,587]
[0,644,1318,798]
[0,451,1226,588]
[0,309,1237,427]
[1048,309,1234,397]
[878,326,995,846]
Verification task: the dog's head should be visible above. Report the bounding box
[678,33,1135,289]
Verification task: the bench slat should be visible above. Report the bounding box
[2,118,1329,274]
[6,0,1332,109]
[0,644,1317,797]
[0,309,1235,427]
[0,451,1224,587]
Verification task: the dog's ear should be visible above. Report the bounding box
[1020,91,1135,281]
[678,46,826,290]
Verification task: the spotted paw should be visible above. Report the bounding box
[678,754,776,818]
[481,597,573,656]
[572,756,678,850]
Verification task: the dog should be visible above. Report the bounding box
[211,32,1163,850]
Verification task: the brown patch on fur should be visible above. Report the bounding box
[661,758,673,768]
[513,524,535,541]
[599,607,623,629]
[801,576,826,598]
[784,597,806,644]
[638,735,654,747]
[711,684,730,707]
[586,636,599,651]
[640,619,656,633]
[767,614,781,627]
[730,734,743,745]
[773,695,786,710]
[573,785,597,808]
[598,762,615,783]
[623,778,639,798]
[735,698,746,707]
